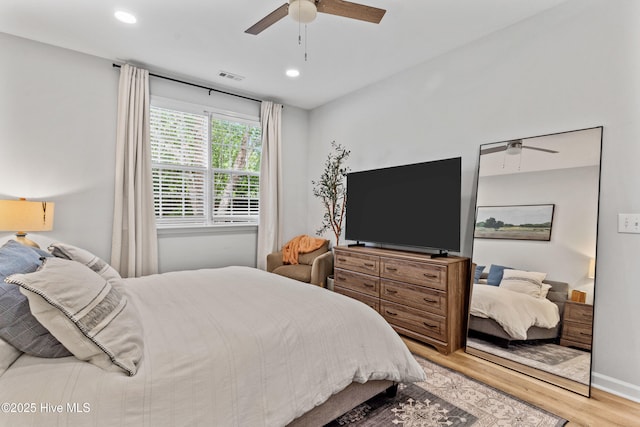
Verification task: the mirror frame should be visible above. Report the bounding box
[465,126,603,396]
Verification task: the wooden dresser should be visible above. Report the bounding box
[560,301,594,351]
[333,246,470,355]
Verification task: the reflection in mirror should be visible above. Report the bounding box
[466,127,602,396]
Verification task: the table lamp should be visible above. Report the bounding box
[0,198,55,248]
[588,257,596,279]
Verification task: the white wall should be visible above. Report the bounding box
[307,0,640,400]
[474,166,599,289]
[0,32,118,257]
[0,32,310,273]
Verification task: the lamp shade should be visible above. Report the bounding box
[0,199,55,232]
[588,258,596,279]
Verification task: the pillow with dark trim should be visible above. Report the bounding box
[500,269,550,299]
[7,258,143,375]
[0,240,71,357]
[48,242,121,280]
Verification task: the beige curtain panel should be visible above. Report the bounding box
[256,101,283,270]
[111,64,158,277]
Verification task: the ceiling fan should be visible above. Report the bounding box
[245,0,386,35]
[480,140,559,156]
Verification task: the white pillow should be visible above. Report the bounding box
[499,269,550,299]
[48,242,121,281]
[7,258,143,376]
[0,337,22,376]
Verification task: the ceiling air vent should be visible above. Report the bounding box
[218,71,245,82]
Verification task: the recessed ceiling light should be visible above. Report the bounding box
[286,69,300,78]
[114,10,137,24]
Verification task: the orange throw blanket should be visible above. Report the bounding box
[282,235,328,265]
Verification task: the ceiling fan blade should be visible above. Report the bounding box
[480,146,507,155]
[522,146,559,154]
[317,0,386,24]
[245,3,289,35]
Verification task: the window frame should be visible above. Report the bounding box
[150,97,262,230]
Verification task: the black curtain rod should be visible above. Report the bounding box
[112,63,262,104]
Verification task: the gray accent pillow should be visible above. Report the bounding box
[0,240,71,357]
[7,258,143,376]
[0,336,22,376]
[48,242,121,280]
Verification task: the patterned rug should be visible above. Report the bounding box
[326,356,567,427]
[467,337,590,385]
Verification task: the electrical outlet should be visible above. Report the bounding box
[618,213,640,233]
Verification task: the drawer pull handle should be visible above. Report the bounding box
[386,289,398,294]
[337,257,347,262]
[363,262,375,267]
[386,267,398,272]
[363,283,374,288]
[579,332,591,336]
[423,322,437,329]
[423,298,438,304]
[385,310,398,316]
[423,273,438,279]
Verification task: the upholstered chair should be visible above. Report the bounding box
[266,243,334,287]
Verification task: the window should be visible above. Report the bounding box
[150,104,261,227]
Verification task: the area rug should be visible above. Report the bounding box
[467,337,590,385]
[326,355,567,426]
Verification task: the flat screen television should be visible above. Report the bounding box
[345,157,461,253]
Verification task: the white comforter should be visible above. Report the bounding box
[470,284,560,340]
[0,266,424,427]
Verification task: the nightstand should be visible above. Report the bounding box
[560,301,593,351]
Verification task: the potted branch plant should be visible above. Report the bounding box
[312,141,350,290]
[312,140,350,260]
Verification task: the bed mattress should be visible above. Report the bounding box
[0,266,424,426]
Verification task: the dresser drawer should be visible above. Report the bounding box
[564,302,593,325]
[562,321,593,343]
[334,250,379,276]
[381,279,446,317]
[334,268,380,297]
[561,321,592,350]
[380,301,446,343]
[335,286,380,312]
[380,257,446,291]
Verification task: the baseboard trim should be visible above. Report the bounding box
[592,372,640,403]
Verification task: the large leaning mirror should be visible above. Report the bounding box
[466,127,602,396]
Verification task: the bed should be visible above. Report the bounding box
[0,241,425,427]
[468,266,569,346]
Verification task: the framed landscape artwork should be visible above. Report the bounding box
[474,204,554,241]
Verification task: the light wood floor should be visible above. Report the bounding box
[403,338,640,427]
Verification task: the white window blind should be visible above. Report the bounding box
[150,104,261,227]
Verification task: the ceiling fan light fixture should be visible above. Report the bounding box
[288,0,317,24]
[114,10,137,24]
[506,141,523,155]
[286,68,300,77]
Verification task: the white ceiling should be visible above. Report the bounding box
[479,127,602,177]
[0,0,568,110]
